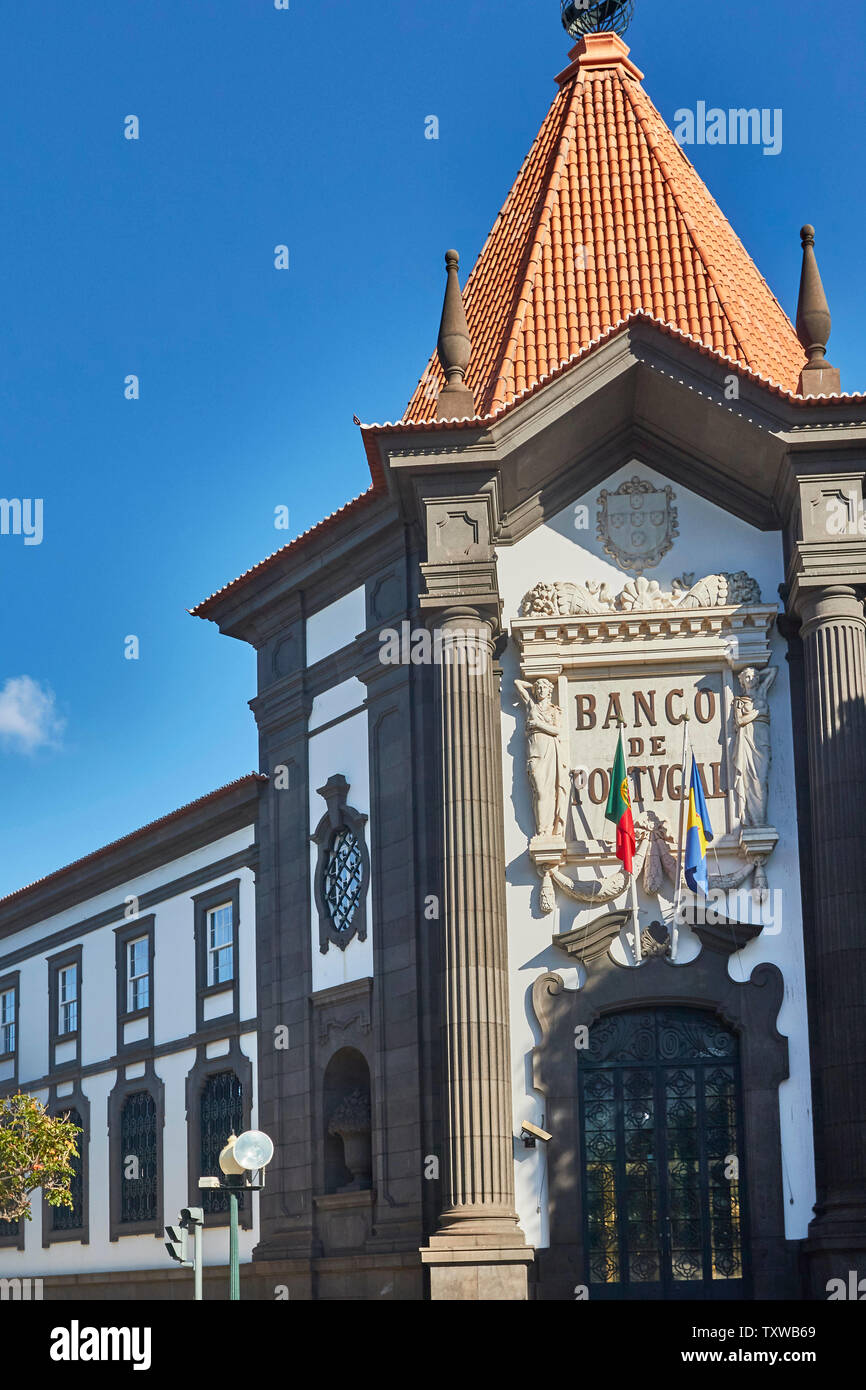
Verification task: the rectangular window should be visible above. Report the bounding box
[58,964,78,1035]
[206,904,233,986]
[0,988,15,1055]
[126,937,150,1013]
[192,880,240,1031]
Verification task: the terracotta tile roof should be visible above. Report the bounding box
[405,32,806,421]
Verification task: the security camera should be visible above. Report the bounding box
[521,1120,552,1147]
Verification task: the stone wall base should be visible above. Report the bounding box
[36,1252,423,1302]
[421,1243,534,1300]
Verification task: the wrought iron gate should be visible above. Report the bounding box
[579,1006,748,1299]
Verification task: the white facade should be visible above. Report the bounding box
[0,817,260,1281]
[498,463,815,1247]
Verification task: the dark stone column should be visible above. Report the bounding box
[795,583,866,1293]
[249,632,317,1296]
[419,608,531,1299]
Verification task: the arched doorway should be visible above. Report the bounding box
[579,1006,749,1299]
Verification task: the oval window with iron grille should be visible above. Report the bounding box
[323,828,364,934]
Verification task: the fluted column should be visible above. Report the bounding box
[420,607,531,1298]
[796,584,866,1290]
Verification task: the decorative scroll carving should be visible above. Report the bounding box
[535,810,759,917]
[543,813,675,909]
[639,919,671,958]
[520,571,762,617]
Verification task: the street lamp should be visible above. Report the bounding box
[199,1128,274,1301]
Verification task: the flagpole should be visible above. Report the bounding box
[616,718,642,965]
[671,713,691,961]
[629,862,642,965]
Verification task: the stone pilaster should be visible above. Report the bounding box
[419,606,532,1299]
[794,583,866,1293]
[248,609,318,1294]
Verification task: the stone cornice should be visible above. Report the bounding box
[512,604,777,675]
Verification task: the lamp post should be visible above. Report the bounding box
[199,1128,274,1302]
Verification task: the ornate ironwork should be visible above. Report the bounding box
[119,1091,158,1225]
[323,828,365,935]
[312,775,370,953]
[561,0,634,41]
[580,1007,745,1296]
[200,1071,244,1215]
[52,1108,83,1231]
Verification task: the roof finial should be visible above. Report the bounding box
[561,0,634,40]
[796,224,840,396]
[436,250,475,420]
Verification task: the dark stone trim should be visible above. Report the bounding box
[0,969,20,1084]
[0,847,257,973]
[47,944,82,1075]
[192,880,241,1032]
[311,776,370,954]
[42,1082,90,1248]
[0,1220,25,1251]
[777,609,821,1204]
[0,780,261,940]
[249,653,317,1264]
[107,1061,165,1242]
[9,1017,258,1096]
[530,952,799,1300]
[114,916,155,1055]
[184,1038,254,1230]
[311,978,374,1211]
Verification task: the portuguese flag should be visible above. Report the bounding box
[605,730,636,874]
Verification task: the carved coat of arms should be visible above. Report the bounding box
[597,476,678,574]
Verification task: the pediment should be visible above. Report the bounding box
[380,319,797,541]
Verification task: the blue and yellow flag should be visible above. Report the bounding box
[684,755,714,896]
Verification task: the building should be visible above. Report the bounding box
[2,23,865,1301]
[0,776,262,1298]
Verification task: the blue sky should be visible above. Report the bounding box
[0,0,863,897]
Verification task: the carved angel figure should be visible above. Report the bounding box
[515,678,571,837]
[732,665,777,826]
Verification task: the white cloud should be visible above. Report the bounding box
[0,676,65,753]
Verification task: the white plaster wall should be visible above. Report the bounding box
[498,462,815,1248]
[0,826,255,964]
[17,955,48,1083]
[1,1035,259,1276]
[308,700,373,992]
[82,931,115,1067]
[306,586,366,667]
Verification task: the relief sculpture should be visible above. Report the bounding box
[732,666,777,827]
[514,678,571,838]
